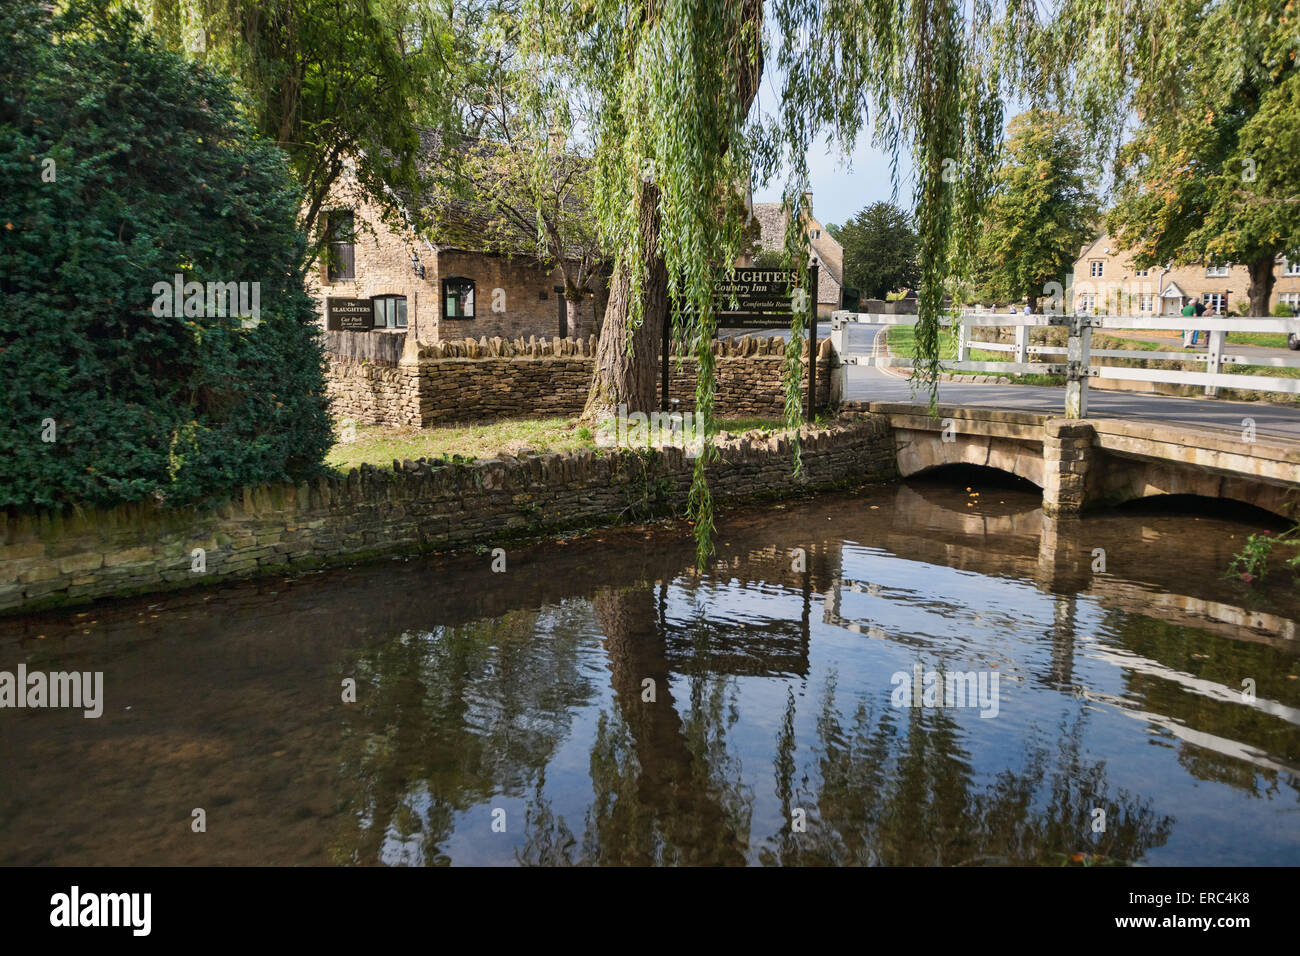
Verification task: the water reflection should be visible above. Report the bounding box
[1,478,1297,866]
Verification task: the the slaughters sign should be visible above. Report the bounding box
[712,267,815,328]
[326,297,374,331]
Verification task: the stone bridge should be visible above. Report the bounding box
[849,401,1300,520]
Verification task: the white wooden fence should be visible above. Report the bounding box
[829,311,1300,418]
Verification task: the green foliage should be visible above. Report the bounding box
[138,0,456,249]
[1091,0,1300,312]
[521,0,765,567]
[1273,302,1298,317]
[751,247,790,270]
[835,202,921,300]
[0,2,333,511]
[1227,527,1300,584]
[975,110,1098,307]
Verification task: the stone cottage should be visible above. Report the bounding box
[1071,234,1300,316]
[306,132,608,346]
[744,192,847,317]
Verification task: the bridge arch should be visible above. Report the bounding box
[894,428,1045,488]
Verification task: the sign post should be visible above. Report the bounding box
[665,266,819,422]
[807,264,818,422]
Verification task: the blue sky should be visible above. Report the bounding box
[752,132,919,230]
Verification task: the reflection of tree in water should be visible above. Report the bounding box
[334,604,599,865]
[759,676,1174,866]
[514,584,754,865]
[1098,610,1300,800]
[572,586,748,865]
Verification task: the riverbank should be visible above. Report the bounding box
[0,415,897,616]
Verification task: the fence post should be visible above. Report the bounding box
[1204,329,1225,397]
[957,315,971,365]
[1014,324,1029,365]
[829,314,847,406]
[1064,315,1091,419]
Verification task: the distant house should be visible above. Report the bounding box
[743,192,846,318]
[1071,235,1300,315]
[307,133,606,346]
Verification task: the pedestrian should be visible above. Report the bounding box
[1181,297,1198,344]
[1193,296,1208,344]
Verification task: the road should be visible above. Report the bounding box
[724,322,1299,442]
[845,362,1300,443]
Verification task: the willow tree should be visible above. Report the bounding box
[513,0,1015,564]
[516,0,1282,565]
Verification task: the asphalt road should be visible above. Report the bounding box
[723,322,1299,442]
[845,363,1300,443]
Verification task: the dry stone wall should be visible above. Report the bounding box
[325,334,834,427]
[0,416,896,614]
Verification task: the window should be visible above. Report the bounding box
[1078,293,1096,313]
[443,277,475,319]
[1279,292,1300,313]
[1089,260,1104,277]
[372,295,407,329]
[1206,263,1230,277]
[325,210,355,281]
[1284,259,1300,277]
[1135,268,1149,277]
[1203,292,1226,313]
[1139,293,1154,312]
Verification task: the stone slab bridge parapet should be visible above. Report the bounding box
[842,401,1300,521]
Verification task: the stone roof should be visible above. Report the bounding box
[749,201,843,303]
[750,202,788,251]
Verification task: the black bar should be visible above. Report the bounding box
[807,264,818,422]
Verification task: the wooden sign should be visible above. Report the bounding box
[662,265,820,421]
[326,297,374,332]
[712,268,811,326]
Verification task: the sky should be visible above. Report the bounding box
[751,132,919,230]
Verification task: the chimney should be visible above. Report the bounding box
[802,190,814,215]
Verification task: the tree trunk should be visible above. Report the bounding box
[582,181,667,421]
[1247,253,1276,316]
[581,0,761,423]
[564,288,585,340]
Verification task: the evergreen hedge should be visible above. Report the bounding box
[0,2,334,511]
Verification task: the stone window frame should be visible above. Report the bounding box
[1203,292,1227,313]
[443,276,476,319]
[1089,260,1104,277]
[1283,259,1300,277]
[1205,263,1230,277]
[1138,293,1154,312]
[373,294,408,329]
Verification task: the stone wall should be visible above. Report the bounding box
[0,416,897,614]
[326,334,835,427]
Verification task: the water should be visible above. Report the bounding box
[1,476,1298,866]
